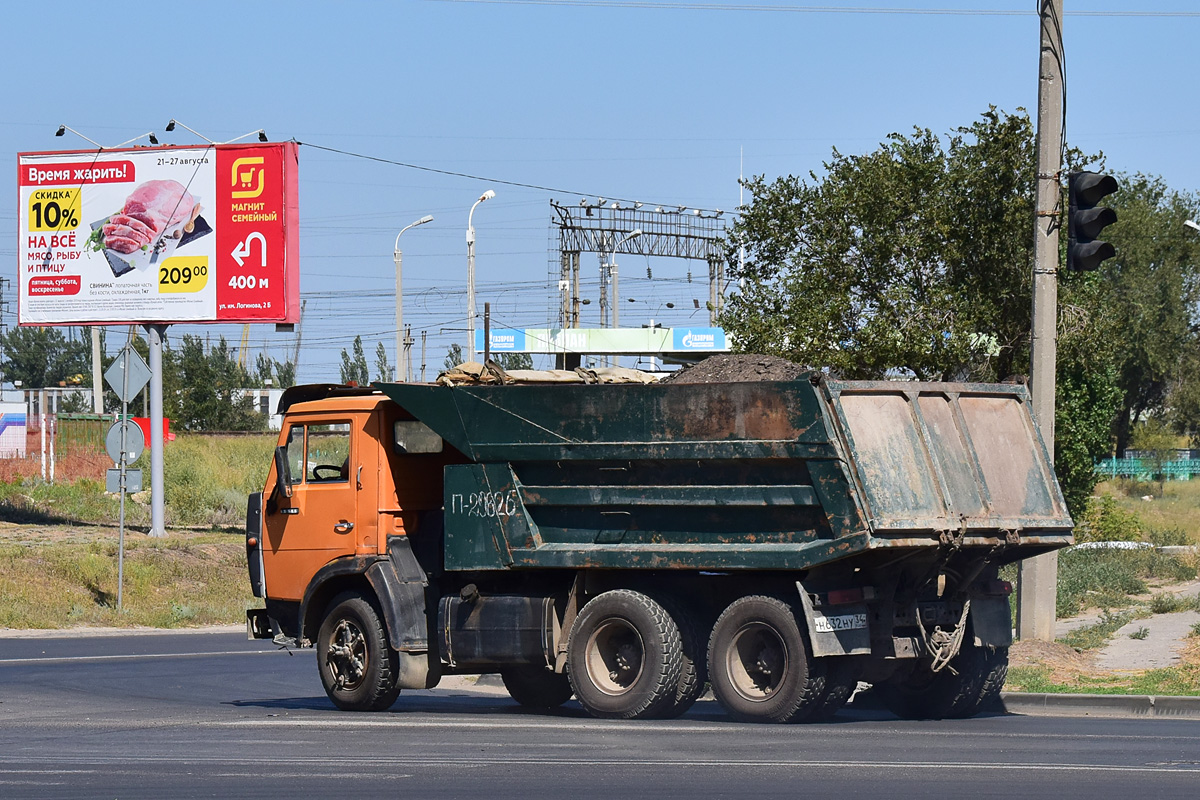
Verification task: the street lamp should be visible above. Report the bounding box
[609,229,642,330]
[627,298,675,370]
[466,189,496,362]
[1185,220,1200,233]
[394,214,434,382]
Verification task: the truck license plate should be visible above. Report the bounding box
[814,612,867,633]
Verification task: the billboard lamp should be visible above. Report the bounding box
[165,119,267,145]
[164,119,216,144]
[56,125,158,149]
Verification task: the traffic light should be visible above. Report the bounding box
[1066,171,1119,271]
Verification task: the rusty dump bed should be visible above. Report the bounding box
[375,374,1073,572]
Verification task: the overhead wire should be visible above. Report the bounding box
[424,0,1200,17]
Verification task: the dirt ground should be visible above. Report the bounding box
[661,354,810,383]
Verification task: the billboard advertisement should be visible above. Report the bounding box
[17,142,299,325]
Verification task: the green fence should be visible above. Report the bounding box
[1095,457,1200,481]
[55,414,109,454]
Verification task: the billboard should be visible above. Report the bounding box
[17,142,299,325]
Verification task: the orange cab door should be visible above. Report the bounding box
[262,419,358,601]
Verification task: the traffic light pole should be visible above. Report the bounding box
[1019,0,1064,642]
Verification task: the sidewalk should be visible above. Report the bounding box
[1055,579,1200,671]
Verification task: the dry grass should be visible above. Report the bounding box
[1093,478,1200,545]
[1006,635,1200,695]
[0,523,258,629]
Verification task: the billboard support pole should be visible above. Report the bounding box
[146,324,167,538]
[91,328,103,413]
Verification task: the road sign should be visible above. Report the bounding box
[105,419,145,464]
[106,468,143,494]
[104,349,151,404]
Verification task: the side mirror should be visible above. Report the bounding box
[273,445,294,499]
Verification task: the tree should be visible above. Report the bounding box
[442,343,531,373]
[374,341,393,382]
[254,352,297,389]
[0,326,91,388]
[162,334,263,431]
[274,360,297,389]
[492,352,533,371]
[727,110,1045,381]
[1130,417,1180,496]
[724,108,1121,516]
[339,336,370,386]
[1096,175,1200,454]
[444,343,465,371]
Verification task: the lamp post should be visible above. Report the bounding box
[609,229,642,330]
[466,190,496,362]
[1185,220,1200,233]
[627,298,674,371]
[394,214,434,382]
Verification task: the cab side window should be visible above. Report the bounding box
[285,425,305,485]
[306,423,351,483]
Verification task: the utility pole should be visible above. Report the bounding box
[1019,0,1064,642]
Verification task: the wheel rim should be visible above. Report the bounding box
[726,622,788,702]
[326,618,369,691]
[584,617,645,696]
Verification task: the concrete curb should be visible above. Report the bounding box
[997,691,1200,719]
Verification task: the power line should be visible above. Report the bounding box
[425,0,1200,16]
[296,141,726,212]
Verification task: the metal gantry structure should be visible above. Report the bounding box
[548,200,729,330]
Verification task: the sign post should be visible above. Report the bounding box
[104,338,149,612]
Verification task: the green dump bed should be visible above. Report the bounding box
[377,375,1073,572]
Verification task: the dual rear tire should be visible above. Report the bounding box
[706,595,829,723]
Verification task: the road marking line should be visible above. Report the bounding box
[0,755,1196,774]
[0,649,298,665]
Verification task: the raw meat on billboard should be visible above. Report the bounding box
[87,179,209,276]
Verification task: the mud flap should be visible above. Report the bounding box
[969,595,1013,648]
[367,537,440,689]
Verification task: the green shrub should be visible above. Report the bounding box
[1076,494,1142,542]
[1147,527,1191,547]
[1148,592,1200,614]
[1056,547,1194,617]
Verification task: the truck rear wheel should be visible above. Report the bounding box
[795,656,861,722]
[874,643,1007,720]
[707,595,826,723]
[567,589,683,720]
[316,592,400,712]
[648,594,708,719]
[500,665,574,709]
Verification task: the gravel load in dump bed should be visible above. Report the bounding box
[660,354,809,384]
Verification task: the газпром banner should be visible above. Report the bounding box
[17,142,299,325]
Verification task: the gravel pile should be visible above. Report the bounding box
[661,354,809,384]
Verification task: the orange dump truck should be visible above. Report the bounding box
[246,375,1072,722]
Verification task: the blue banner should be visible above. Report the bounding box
[671,327,726,350]
[475,327,526,352]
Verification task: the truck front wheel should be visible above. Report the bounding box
[707,595,826,723]
[567,589,684,719]
[316,592,400,712]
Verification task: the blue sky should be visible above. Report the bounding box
[3,1,1198,382]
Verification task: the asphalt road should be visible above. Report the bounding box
[2,630,1199,799]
